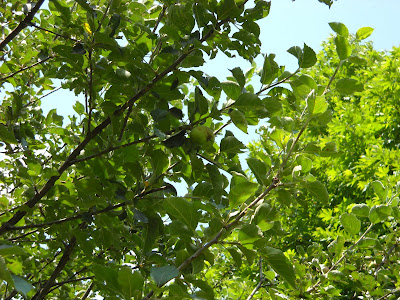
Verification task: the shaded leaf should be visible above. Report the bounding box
[260,247,296,288]
[336,78,364,94]
[150,265,179,286]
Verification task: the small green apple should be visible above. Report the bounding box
[190,125,214,148]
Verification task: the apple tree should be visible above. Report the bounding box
[1,0,390,299]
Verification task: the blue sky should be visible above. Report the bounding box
[39,0,400,118]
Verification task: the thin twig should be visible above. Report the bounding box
[7,229,39,241]
[152,5,167,34]
[118,104,134,141]
[81,282,94,300]
[246,256,264,300]
[28,22,79,42]
[256,68,300,95]
[48,276,94,293]
[87,49,94,133]
[0,56,54,82]
[96,0,114,33]
[375,242,398,279]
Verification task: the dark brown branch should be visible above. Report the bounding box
[6,185,174,232]
[118,104,134,141]
[31,237,77,300]
[256,68,299,95]
[152,6,167,34]
[0,0,46,51]
[87,49,94,133]
[0,56,54,82]
[7,229,39,241]
[81,282,94,299]
[48,276,94,293]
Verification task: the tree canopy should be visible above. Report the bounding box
[1,0,400,299]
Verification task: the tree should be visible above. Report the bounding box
[1,0,394,299]
[248,31,400,299]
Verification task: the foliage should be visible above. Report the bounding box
[1,0,399,299]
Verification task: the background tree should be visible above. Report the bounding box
[3,1,399,300]
[248,33,400,299]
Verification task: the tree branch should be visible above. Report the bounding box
[32,237,77,300]
[0,23,206,236]
[142,177,280,299]
[0,56,54,82]
[246,256,265,300]
[0,0,46,51]
[28,22,79,42]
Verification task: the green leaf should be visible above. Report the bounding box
[347,55,368,65]
[335,78,364,94]
[0,256,13,286]
[260,247,296,288]
[247,157,269,186]
[329,22,349,37]
[356,27,374,40]
[369,205,392,224]
[260,54,278,85]
[150,149,169,179]
[217,0,241,19]
[11,274,33,298]
[238,224,261,243]
[73,101,85,114]
[221,81,241,100]
[227,247,242,268]
[340,213,361,236]
[234,93,264,111]
[229,172,258,207]
[194,87,209,118]
[334,35,352,60]
[301,44,317,68]
[118,267,144,299]
[252,203,278,231]
[220,132,246,155]
[0,124,17,144]
[303,180,329,204]
[230,67,246,87]
[351,204,370,218]
[0,244,27,256]
[311,95,328,115]
[230,109,248,133]
[150,265,179,286]
[206,164,224,199]
[91,264,121,295]
[371,180,387,202]
[163,198,199,231]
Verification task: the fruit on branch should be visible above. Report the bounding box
[190,125,214,149]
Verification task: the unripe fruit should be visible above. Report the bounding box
[190,125,214,148]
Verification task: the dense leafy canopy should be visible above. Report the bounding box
[1,0,399,299]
